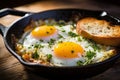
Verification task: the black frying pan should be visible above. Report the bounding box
[0,8,120,79]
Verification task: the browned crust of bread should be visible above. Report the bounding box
[76,17,120,46]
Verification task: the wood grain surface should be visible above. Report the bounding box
[0,0,120,80]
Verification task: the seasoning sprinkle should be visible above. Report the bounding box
[71,50,74,54]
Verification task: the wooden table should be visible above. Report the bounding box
[0,0,120,80]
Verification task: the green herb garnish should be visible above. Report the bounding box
[58,41,63,43]
[62,30,66,32]
[28,47,31,49]
[46,54,52,61]
[92,43,100,51]
[58,20,66,27]
[39,39,43,42]
[48,39,56,47]
[83,59,93,65]
[58,34,63,38]
[34,43,44,48]
[78,37,82,41]
[86,50,96,59]
[88,39,100,51]
[82,37,87,41]
[77,60,83,66]
[72,23,76,28]
[32,51,39,59]
[68,31,78,37]
[34,44,39,48]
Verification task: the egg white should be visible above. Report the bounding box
[51,55,85,66]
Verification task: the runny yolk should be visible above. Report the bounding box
[31,25,56,38]
[54,42,84,58]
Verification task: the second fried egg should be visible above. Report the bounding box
[51,42,85,66]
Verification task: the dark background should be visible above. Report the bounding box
[0,0,39,9]
[0,0,120,9]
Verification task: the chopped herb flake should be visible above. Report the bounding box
[28,47,31,49]
[58,34,63,38]
[92,43,100,51]
[86,50,96,59]
[77,60,83,66]
[32,51,39,59]
[48,39,55,46]
[89,39,100,51]
[34,43,44,48]
[78,37,82,41]
[47,54,52,61]
[39,39,43,42]
[68,31,78,37]
[62,30,65,32]
[58,41,63,43]
[34,44,39,48]
[58,20,66,27]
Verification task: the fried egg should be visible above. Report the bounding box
[51,42,85,66]
[23,25,58,47]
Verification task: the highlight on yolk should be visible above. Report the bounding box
[31,25,56,38]
[54,42,84,58]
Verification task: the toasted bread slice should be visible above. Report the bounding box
[76,17,120,46]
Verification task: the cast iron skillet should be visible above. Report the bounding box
[0,8,120,79]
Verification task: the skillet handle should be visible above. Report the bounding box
[0,8,32,36]
[0,8,31,18]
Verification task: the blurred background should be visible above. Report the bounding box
[0,0,120,9]
[0,0,37,9]
[0,0,119,18]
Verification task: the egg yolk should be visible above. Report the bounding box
[54,42,84,58]
[31,25,56,38]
